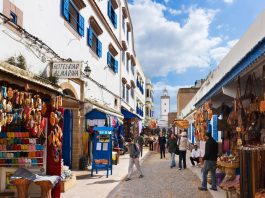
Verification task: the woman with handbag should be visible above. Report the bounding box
[178,131,188,170]
[167,133,178,168]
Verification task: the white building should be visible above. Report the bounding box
[135,58,145,124]
[158,88,170,128]
[0,0,147,168]
[145,78,154,126]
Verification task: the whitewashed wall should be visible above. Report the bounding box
[0,0,122,110]
[120,0,138,111]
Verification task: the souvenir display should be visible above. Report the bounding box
[0,82,63,169]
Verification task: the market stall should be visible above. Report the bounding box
[193,72,265,197]
[0,62,64,198]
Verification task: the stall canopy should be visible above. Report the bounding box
[121,108,140,119]
[174,119,189,129]
[86,109,107,119]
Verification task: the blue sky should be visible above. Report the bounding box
[128,0,265,118]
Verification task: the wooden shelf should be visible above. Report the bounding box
[0,163,44,165]
[0,150,43,152]
[0,157,43,159]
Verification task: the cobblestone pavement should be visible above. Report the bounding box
[107,152,213,198]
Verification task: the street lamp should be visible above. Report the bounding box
[84,65,91,77]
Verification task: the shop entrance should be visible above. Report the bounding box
[62,109,73,169]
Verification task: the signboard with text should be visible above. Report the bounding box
[52,62,81,78]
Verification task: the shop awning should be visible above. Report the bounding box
[121,108,140,119]
[174,119,189,129]
[0,62,62,94]
[84,99,124,119]
[85,109,107,119]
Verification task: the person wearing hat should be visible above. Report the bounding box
[178,131,188,170]
[190,144,201,167]
[125,138,143,181]
[198,132,218,191]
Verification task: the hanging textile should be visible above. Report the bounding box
[240,146,265,198]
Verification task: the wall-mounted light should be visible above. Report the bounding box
[84,65,91,77]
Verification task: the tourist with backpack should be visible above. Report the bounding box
[125,138,144,181]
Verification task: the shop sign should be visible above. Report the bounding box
[52,62,81,78]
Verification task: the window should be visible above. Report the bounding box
[107,52,118,73]
[122,17,125,33]
[127,30,129,42]
[3,0,23,34]
[146,89,150,97]
[131,64,134,75]
[10,12,17,24]
[146,107,149,116]
[122,84,125,99]
[131,88,134,99]
[122,51,125,63]
[87,27,102,57]
[114,98,118,106]
[126,58,129,72]
[108,1,117,28]
[126,87,129,103]
[164,110,166,112]
[164,103,166,105]
[63,0,84,36]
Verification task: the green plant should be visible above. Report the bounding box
[6,56,16,66]
[16,54,27,70]
[5,54,27,70]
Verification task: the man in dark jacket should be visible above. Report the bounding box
[158,132,167,159]
[198,132,218,191]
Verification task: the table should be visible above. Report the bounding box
[10,178,31,198]
[34,180,53,198]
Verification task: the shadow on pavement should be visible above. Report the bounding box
[76,174,104,180]
[86,179,120,185]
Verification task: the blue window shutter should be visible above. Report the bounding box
[114,13,117,28]
[97,40,102,57]
[114,60,118,73]
[63,0,70,20]
[108,1,111,18]
[87,28,93,47]
[78,14,84,36]
[107,52,111,66]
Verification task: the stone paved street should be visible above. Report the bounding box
[107,152,213,198]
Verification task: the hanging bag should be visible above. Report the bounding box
[175,138,180,155]
[260,66,265,112]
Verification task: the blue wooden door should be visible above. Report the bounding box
[62,109,73,168]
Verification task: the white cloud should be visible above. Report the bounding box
[128,0,236,78]
[168,8,182,15]
[223,0,234,4]
[152,81,191,118]
[209,39,238,63]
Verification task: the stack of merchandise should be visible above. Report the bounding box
[240,146,265,198]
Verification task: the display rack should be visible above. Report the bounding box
[91,127,113,178]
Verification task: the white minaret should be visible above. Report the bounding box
[159,88,170,128]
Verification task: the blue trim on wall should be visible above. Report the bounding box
[195,37,265,107]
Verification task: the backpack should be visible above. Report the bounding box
[130,143,140,158]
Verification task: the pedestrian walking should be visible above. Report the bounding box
[178,131,188,170]
[198,132,218,191]
[135,133,144,157]
[167,133,178,168]
[125,138,143,181]
[158,132,166,159]
[190,144,201,167]
[149,135,154,151]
